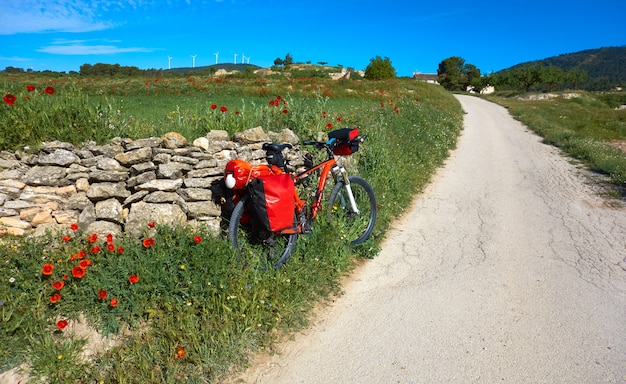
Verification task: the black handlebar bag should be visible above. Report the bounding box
[248,174,296,233]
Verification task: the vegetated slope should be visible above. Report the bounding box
[506,46,626,89]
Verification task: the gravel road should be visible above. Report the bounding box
[229,95,626,383]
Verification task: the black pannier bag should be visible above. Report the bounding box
[328,128,360,155]
[248,174,296,232]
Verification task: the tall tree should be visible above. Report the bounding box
[364,56,396,80]
[437,56,481,91]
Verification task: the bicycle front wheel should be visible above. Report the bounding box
[328,176,377,246]
[228,195,297,269]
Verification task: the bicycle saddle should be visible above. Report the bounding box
[262,143,292,152]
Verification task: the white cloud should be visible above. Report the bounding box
[37,40,154,55]
[0,0,114,34]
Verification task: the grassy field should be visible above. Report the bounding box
[1,74,464,383]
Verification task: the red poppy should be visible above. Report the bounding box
[98,289,108,300]
[380,102,385,108]
[211,103,217,110]
[72,266,85,279]
[143,238,155,248]
[52,281,65,290]
[147,221,155,228]
[106,234,113,243]
[193,235,202,244]
[107,243,115,251]
[78,250,86,259]
[42,263,54,275]
[45,86,55,95]
[87,233,98,243]
[90,246,101,254]
[220,105,227,113]
[70,223,79,231]
[56,319,68,330]
[325,123,333,129]
[62,235,70,242]
[110,298,118,307]
[322,111,327,118]
[129,275,139,284]
[336,117,342,122]
[269,100,275,106]
[79,259,92,269]
[117,246,125,254]
[70,253,78,261]
[3,93,16,105]
[50,293,61,303]
[62,275,68,280]
[276,95,282,100]
[282,109,288,114]
[26,85,35,92]
[174,346,185,359]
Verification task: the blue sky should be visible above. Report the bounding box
[1,0,624,77]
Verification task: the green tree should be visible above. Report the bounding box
[513,64,544,92]
[273,57,284,66]
[364,56,396,80]
[437,56,481,91]
[542,65,565,92]
[284,53,294,65]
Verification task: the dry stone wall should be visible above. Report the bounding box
[0,127,304,240]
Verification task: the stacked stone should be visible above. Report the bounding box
[0,127,301,240]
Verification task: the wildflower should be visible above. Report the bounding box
[193,235,202,244]
[70,253,78,261]
[235,110,240,115]
[52,281,65,290]
[50,293,61,303]
[283,109,288,114]
[142,238,155,248]
[325,123,333,130]
[78,250,86,259]
[3,93,16,105]
[98,289,108,300]
[106,234,113,243]
[107,243,116,251]
[26,85,35,92]
[110,298,118,307]
[90,246,101,254]
[42,263,54,275]
[117,246,125,254]
[211,103,217,110]
[9,277,16,283]
[180,265,185,270]
[87,233,98,243]
[128,275,139,284]
[337,117,342,122]
[56,319,68,330]
[220,105,228,113]
[62,235,70,242]
[269,100,275,106]
[72,266,85,279]
[62,275,68,280]
[45,86,55,95]
[147,221,155,228]
[79,259,92,269]
[174,346,185,359]
[70,223,79,231]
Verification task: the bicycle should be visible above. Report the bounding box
[223,128,377,269]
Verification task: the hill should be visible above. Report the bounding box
[506,46,626,90]
[164,63,261,75]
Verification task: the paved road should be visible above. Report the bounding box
[230,95,626,383]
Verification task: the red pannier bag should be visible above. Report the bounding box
[224,160,278,190]
[328,128,360,155]
[248,173,296,233]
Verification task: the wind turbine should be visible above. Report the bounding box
[191,54,197,68]
[214,52,219,64]
[246,57,251,64]
[234,53,237,64]
[167,56,172,70]
[241,53,245,64]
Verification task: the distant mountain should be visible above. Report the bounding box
[164,63,261,75]
[505,46,626,90]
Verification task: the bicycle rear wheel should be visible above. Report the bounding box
[228,195,297,269]
[328,176,377,246]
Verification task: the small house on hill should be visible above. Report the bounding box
[413,72,439,84]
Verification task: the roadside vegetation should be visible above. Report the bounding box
[0,72,464,382]
[484,91,626,190]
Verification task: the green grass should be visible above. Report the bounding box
[1,74,463,382]
[484,92,626,186]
